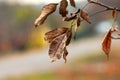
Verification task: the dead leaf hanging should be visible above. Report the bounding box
[69,0,76,7]
[44,27,68,43]
[34,3,58,27]
[80,10,91,24]
[102,28,112,60]
[45,27,72,62]
[49,33,67,62]
[59,0,68,17]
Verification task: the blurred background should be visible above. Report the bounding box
[0,0,120,80]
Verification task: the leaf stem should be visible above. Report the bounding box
[113,9,118,26]
[82,2,90,9]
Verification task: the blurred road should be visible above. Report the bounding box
[0,37,102,78]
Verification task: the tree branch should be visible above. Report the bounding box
[90,9,108,17]
[89,1,120,12]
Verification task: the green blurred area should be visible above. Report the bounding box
[5,72,55,80]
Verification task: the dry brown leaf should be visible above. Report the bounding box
[66,28,72,46]
[69,0,76,7]
[44,27,68,43]
[34,3,58,27]
[59,0,68,17]
[46,27,72,62]
[102,28,112,59]
[63,29,72,62]
[80,10,91,24]
[49,33,68,62]
[112,8,116,18]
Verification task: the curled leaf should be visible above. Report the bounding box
[63,47,68,63]
[63,29,72,63]
[80,10,91,24]
[63,15,77,21]
[44,27,68,43]
[69,0,76,7]
[75,9,81,14]
[59,0,68,17]
[34,3,58,27]
[102,28,112,60]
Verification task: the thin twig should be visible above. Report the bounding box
[89,1,120,12]
[111,36,120,39]
[89,9,108,17]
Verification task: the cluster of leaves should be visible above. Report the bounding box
[34,0,120,62]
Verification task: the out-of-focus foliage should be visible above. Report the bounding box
[0,3,49,53]
[26,27,49,49]
[5,72,55,80]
